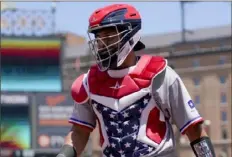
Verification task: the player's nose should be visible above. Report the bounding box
[97,39,106,49]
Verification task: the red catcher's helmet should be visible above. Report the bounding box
[87,4,145,71]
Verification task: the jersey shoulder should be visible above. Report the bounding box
[165,65,180,86]
[151,60,179,90]
[71,73,89,104]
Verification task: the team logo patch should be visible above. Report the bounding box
[110,81,125,89]
[188,100,195,109]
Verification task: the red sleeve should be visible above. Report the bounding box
[71,74,89,104]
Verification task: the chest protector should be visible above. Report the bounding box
[88,55,167,99]
[86,55,167,156]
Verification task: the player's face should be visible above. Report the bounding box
[88,26,123,71]
[94,27,120,55]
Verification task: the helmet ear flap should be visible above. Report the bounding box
[87,4,144,71]
[133,41,145,51]
[118,23,144,51]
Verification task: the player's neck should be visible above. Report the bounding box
[113,52,137,70]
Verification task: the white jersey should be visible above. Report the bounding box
[69,55,203,157]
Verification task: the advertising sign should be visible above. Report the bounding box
[35,93,73,149]
[1,93,30,105]
[0,93,32,157]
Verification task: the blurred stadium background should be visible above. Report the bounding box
[0,2,231,157]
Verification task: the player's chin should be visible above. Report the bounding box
[99,54,118,70]
[99,59,117,71]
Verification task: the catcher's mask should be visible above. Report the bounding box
[87,4,145,71]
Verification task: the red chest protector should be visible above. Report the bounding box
[88,55,167,99]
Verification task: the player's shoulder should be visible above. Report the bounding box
[71,72,89,104]
[164,65,181,86]
[141,55,167,70]
[141,54,180,87]
[149,55,167,73]
[140,54,166,63]
[133,55,167,79]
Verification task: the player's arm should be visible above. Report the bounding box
[57,74,96,157]
[184,122,215,157]
[185,122,207,142]
[167,67,215,157]
[61,121,92,157]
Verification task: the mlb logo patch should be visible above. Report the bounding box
[188,100,195,109]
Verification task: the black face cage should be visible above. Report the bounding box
[88,20,142,71]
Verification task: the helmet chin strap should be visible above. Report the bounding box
[117,31,141,67]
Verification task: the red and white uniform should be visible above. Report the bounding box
[69,55,203,157]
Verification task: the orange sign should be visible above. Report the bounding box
[39,120,71,126]
[46,95,66,106]
[36,93,73,127]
